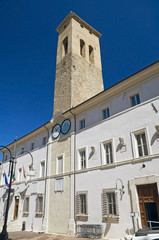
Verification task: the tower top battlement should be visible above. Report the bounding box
[56,11,101,38]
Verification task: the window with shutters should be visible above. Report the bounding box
[102,189,119,223]
[23,196,29,216]
[76,191,88,221]
[78,148,87,170]
[101,139,115,165]
[135,132,148,157]
[131,128,150,158]
[35,195,43,217]
[104,142,113,164]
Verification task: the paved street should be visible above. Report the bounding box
[8,231,96,240]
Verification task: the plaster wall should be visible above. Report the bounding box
[75,96,159,239]
[48,137,71,233]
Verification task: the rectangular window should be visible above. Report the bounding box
[107,193,116,215]
[79,150,86,169]
[103,108,110,120]
[76,192,88,216]
[23,196,29,213]
[57,155,63,174]
[102,189,118,219]
[80,194,87,214]
[40,161,45,177]
[18,168,22,182]
[36,195,43,214]
[21,147,24,155]
[131,94,140,106]
[42,137,46,146]
[31,142,34,151]
[4,155,8,161]
[27,165,32,180]
[135,132,148,157]
[80,119,85,129]
[104,142,113,164]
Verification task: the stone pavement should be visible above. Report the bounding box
[8,231,97,240]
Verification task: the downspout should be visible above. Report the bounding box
[70,109,77,235]
[42,124,50,230]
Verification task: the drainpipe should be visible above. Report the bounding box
[70,109,77,235]
[42,124,50,231]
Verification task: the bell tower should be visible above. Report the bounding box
[53,12,104,115]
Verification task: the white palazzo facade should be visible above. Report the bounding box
[0,12,159,240]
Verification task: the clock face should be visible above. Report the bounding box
[61,119,71,135]
[52,124,61,139]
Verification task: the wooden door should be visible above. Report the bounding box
[13,198,19,220]
[137,183,159,228]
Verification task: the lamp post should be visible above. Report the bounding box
[0,144,15,240]
[0,142,35,240]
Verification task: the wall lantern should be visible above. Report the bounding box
[155,125,159,133]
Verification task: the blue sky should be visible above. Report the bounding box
[0,0,159,148]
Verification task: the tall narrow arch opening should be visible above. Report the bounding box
[62,37,68,56]
[89,45,94,63]
[80,39,85,58]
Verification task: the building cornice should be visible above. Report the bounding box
[64,60,159,117]
[0,121,53,152]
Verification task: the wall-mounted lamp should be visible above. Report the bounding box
[115,178,125,200]
[155,125,159,133]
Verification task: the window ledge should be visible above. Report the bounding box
[23,212,29,217]
[76,214,88,221]
[35,213,43,218]
[102,215,119,223]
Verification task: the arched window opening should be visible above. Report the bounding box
[63,37,68,56]
[80,39,85,58]
[89,45,94,63]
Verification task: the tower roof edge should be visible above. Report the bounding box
[56,11,102,38]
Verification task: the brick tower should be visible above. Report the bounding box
[53,12,104,115]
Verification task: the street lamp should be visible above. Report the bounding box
[0,142,35,240]
[0,144,14,240]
